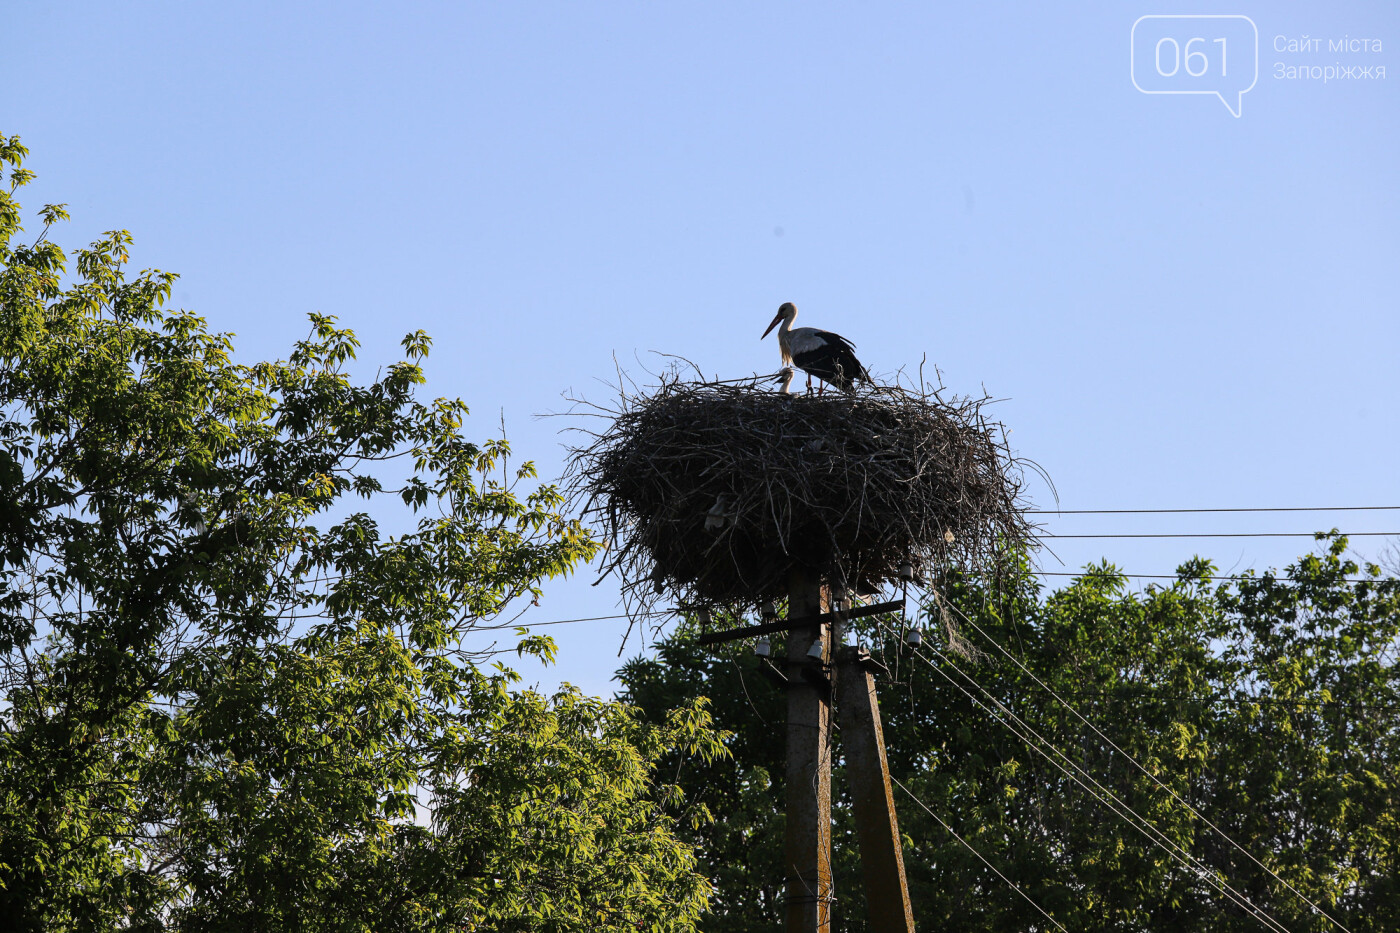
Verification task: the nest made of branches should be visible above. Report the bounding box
[566,370,1038,614]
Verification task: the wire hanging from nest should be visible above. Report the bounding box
[564,362,1042,620]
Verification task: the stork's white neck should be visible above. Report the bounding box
[775,308,796,363]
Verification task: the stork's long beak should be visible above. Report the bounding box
[761,311,784,339]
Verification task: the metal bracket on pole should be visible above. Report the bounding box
[695,599,905,647]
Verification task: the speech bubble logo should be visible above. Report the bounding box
[1131,15,1258,117]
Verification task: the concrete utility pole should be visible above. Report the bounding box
[837,645,916,932]
[784,569,832,932]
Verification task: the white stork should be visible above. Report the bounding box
[761,302,870,393]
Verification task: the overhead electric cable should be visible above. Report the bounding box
[891,776,1069,932]
[915,639,1292,931]
[1041,531,1397,539]
[472,610,669,631]
[937,598,1355,933]
[1030,571,1379,582]
[1028,506,1400,515]
[880,620,1295,933]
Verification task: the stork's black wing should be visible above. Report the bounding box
[793,330,870,391]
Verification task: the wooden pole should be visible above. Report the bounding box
[836,645,916,931]
[784,568,832,932]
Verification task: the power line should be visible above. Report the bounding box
[891,776,1068,932]
[935,651,1288,930]
[1028,506,1400,515]
[472,610,668,631]
[949,689,1400,710]
[1041,532,1398,539]
[937,598,1353,933]
[886,626,1295,933]
[492,560,1392,632]
[1030,571,1381,583]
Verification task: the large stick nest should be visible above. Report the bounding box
[566,371,1037,613]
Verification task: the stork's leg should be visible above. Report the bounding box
[806,372,813,395]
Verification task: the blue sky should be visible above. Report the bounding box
[8,2,1397,695]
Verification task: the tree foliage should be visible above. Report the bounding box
[0,134,722,932]
[618,540,1400,932]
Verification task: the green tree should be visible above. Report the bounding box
[0,134,722,932]
[618,540,1400,932]
[617,618,789,932]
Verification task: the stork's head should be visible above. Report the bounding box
[762,301,798,339]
